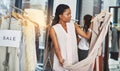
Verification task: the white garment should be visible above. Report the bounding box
[78,37,89,50]
[22,9,43,71]
[63,10,111,71]
[23,18,37,71]
[24,9,46,27]
[0,17,21,71]
[52,21,78,71]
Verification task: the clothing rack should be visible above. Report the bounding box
[3,1,24,71]
[11,5,27,14]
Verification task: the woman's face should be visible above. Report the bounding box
[59,8,71,22]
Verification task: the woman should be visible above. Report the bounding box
[78,14,93,61]
[49,4,92,71]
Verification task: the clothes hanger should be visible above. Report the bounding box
[11,5,27,14]
[4,5,27,19]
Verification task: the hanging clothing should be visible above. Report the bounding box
[0,17,21,71]
[52,21,78,71]
[22,16,37,71]
[63,10,111,71]
[24,9,46,28]
[43,25,54,71]
[19,27,24,71]
[24,9,46,63]
[12,10,41,71]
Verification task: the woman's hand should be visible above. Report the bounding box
[59,58,64,66]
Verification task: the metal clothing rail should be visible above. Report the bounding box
[11,5,27,14]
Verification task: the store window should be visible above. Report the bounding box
[108,6,120,71]
[0,0,11,16]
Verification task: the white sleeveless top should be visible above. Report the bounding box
[52,21,78,71]
[78,36,89,50]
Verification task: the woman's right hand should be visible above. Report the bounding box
[59,58,64,66]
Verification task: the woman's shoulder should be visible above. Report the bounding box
[52,24,60,28]
[50,24,60,33]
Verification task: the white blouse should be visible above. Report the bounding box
[78,36,89,50]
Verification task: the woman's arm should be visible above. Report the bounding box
[49,27,64,66]
[75,23,93,39]
[77,35,81,45]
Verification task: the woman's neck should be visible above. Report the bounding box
[59,20,68,32]
[59,20,67,27]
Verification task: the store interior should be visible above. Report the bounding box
[0,0,120,71]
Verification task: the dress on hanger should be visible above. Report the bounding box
[22,16,37,71]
